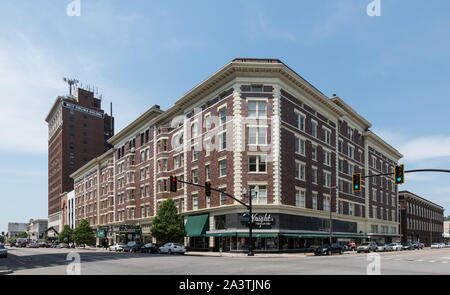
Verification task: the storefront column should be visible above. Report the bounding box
[209,215,215,251]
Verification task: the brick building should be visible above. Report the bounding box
[71,58,403,251]
[45,88,114,230]
[399,191,445,246]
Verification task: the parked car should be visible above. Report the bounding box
[402,242,415,250]
[108,243,125,252]
[57,243,69,248]
[38,241,48,248]
[123,241,143,253]
[27,242,39,248]
[377,244,393,252]
[412,242,424,250]
[9,241,16,247]
[158,243,186,254]
[390,243,403,251]
[431,243,441,249]
[314,243,344,256]
[140,243,160,253]
[0,245,7,258]
[357,242,378,253]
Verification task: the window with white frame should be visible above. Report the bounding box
[372,189,377,201]
[338,179,344,192]
[338,140,343,153]
[348,163,354,176]
[323,128,331,145]
[174,155,179,169]
[323,195,331,212]
[338,159,343,172]
[295,161,306,180]
[323,150,331,166]
[294,112,305,131]
[218,106,227,125]
[295,137,306,155]
[205,114,211,131]
[218,132,226,151]
[192,194,198,210]
[248,127,267,145]
[295,189,306,208]
[191,122,198,139]
[311,145,317,161]
[248,101,267,118]
[192,168,198,184]
[250,185,267,204]
[338,201,343,214]
[205,164,210,180]
[219,188,227,206]
[204,138,211,157]
[349,203,354,216]
[348,145,354,159]
[311,121,317,137]
[312,167,318,184]
[249,155,267,173]
[312,193,318,210]
[219,159,227,177]
[372,206,377,219]
[191,145,199,161]
[323,172,332,187]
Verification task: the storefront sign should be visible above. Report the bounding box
[242,213,275,228]
[96,230,106,238]
[110,225,141,233]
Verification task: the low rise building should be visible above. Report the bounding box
[27,219,48,240]
[7,222,28,239]
[399,191,444,246]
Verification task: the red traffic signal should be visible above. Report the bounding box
[169,176,177,192]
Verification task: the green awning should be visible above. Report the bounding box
[185,214,209,237]
[281,233,368,239]
[206,232,236,237]
[237,233,278,238]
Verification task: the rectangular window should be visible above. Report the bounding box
[295,137,306,155]
[192,195,198,211]
[312,193,318,210]
[205,164,211,180]
[205,114,211,131]
[338,140,343,153]
[192,169,199,184]
[323,195,330,212]
[295,162,306,180]
[219,107,227,125]
[311,121,317,138]
[312,168,318,184]
[249,127,267,145]
[219,132,227,151]
[220,189,227,206]
[324,129,331,145]
[192,146,199,161]
[323,150,331,166]
[249,185,267,204]
[219,159,227,177]
[295,189,306,208]
[248,155,267,173]
[311,145,317,161]
[349,203,354,216]
[323,172,331,187]
[248,101,267,118]
[294,112,305,131]
[348,145,354,159]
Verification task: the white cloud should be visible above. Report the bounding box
[398,135,450,163]
[256,13,296,42]
[0,169,45,177]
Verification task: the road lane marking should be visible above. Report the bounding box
[428,260,436,263]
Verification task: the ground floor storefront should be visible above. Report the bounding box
[184,211,369,253]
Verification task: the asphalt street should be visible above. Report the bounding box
[1,247,450,275]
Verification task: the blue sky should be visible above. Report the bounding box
[1,0,450,232]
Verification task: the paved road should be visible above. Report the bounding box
[1,247,450,275]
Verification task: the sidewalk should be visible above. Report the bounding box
[0,267,13,275]
[184,251,314,258]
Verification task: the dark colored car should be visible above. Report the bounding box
[402,242,414,250]
[412,242,424,250]
[123,241,142,252]
[140,243,160,253]
[314,243,344,256]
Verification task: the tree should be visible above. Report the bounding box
[59,225,74,245]
[16,232,28,239]
[445,216,450,221]
[73,220,95,247]
[0,236,5,243]
[151,198,185,244]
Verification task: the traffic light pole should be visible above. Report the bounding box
[360,169,450,179]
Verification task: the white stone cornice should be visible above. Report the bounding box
[272,85,282,205]
[232,85,243,202]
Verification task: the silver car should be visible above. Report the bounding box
[390,243,403,251]
[0,245,7,258]
[158,243,186,254]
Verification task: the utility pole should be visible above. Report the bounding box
[329,186,337,245]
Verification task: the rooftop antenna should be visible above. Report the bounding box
[62,77,79,96]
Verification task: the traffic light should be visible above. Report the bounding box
[205,181,212,197]
[169,176,177,192]
[394,164,405,185]
[352,173,361,192]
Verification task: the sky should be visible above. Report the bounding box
[1,0,450,232]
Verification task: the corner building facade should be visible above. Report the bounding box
[72,59,403,251]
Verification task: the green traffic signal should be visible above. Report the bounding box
[352,173,361,192]
[394,164,405,185]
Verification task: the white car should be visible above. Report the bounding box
[390,243,403,251]
[108,243,125,252]
[158,243,186,254]
[431,243,442,249]
[0,245,7,258]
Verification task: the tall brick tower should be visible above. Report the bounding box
[45,87,114,231]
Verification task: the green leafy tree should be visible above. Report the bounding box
[151,198,185,244]
[0,236,5,243]
[445,216,450,221]
[59,225,74,245]
[16,232,28,239]
[73,220,95,247]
